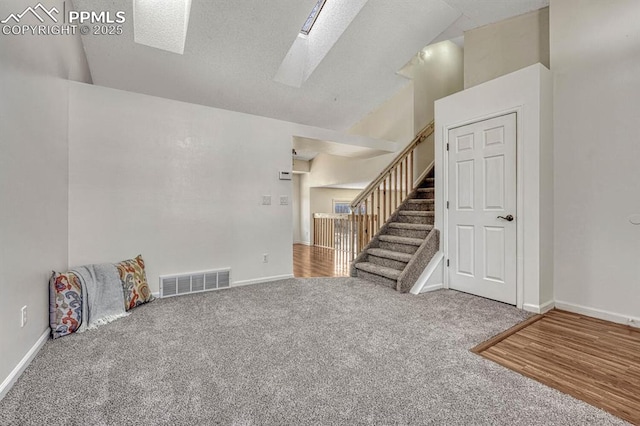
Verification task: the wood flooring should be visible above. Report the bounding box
[293,244,351,278]
[473,309,640,425]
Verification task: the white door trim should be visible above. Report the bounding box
[442,106,525,309]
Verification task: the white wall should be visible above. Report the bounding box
[405,41,464,134]
[0,0,91,395]
[551,0,640,323]
[68,83,316,290]
[310,188,361,215]
[292,174,302,244]
[435,64,554,312]
[408,41,464,174]
[464,8,550,89]
[299,174,312,245]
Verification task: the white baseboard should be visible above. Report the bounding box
[294,241,311,246]
[522,299,555,314]
[0,328,49,401]
[419,283,443,293]
[555,300,640,328]
[232,274,294,287]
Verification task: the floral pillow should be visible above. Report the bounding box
[49,271,83,339]
[115,255,153,311]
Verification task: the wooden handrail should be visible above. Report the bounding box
[351,120,434,209]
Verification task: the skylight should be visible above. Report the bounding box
[300,0,327,35]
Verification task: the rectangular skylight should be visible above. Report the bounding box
[134,0,192,54]
[300,0,327,35]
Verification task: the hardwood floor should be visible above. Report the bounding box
[473,309,640,425]
[293,244,352,278]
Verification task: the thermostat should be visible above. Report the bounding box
[279,171,292,180]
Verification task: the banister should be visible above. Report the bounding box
[350,120,435,209]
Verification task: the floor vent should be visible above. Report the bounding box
[159,268,231,298]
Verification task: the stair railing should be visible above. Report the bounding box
[349,120,435,258]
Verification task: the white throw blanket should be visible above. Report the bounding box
[72,263,128,332]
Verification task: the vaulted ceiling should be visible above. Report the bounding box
[74,0,548,132]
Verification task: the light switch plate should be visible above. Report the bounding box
[280,196,289,206]
[262,195,271,205]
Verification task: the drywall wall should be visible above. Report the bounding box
[464,8,549,89]
[310,188,361,215]
[292,174,302,244]
[435,64,553,312]
[408,41,464,175]
[0,0,91,396]
[68,83,320,290]
[299,174,312,245]
[403,41,464,134]
[551,0,640,323]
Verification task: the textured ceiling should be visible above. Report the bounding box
[74,0,548,132]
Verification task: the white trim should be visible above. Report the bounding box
[232,274,294,287]
[555,300,640,329]
[410,251,444,294]
[294,240,311,246]
[419,283,444,293]
[523,299,554,314]
[0,329,49,401]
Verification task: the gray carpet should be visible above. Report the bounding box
[0,278,627,425]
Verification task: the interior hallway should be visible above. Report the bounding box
[293,244,351,278]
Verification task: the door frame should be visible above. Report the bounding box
[442,106,524,309]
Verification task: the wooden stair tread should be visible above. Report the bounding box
[367,248,413,262]
[354,262,401,280]
[407,199,433,204]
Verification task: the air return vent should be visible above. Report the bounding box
[159,268,231,298]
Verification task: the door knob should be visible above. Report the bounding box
[497,214,514,222]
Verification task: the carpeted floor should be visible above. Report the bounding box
[0,278,628,425]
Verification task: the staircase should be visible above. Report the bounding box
[351,169,439,292]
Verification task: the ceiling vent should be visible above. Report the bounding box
[159,268,231,298]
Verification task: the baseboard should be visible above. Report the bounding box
[419,283,443,293]
[232,274,294,287]
[294,241,311,246]
[410,251,444,295]
[0,328,49,401]
[523,300,555,314]
[555,300,640,328]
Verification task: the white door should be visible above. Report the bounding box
[447,113,517,304]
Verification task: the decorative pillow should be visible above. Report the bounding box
[115,255,153,311]
[49,271,83,339]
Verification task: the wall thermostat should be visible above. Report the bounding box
[279,171,292,180]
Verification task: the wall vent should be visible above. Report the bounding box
[159,268,231,298]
